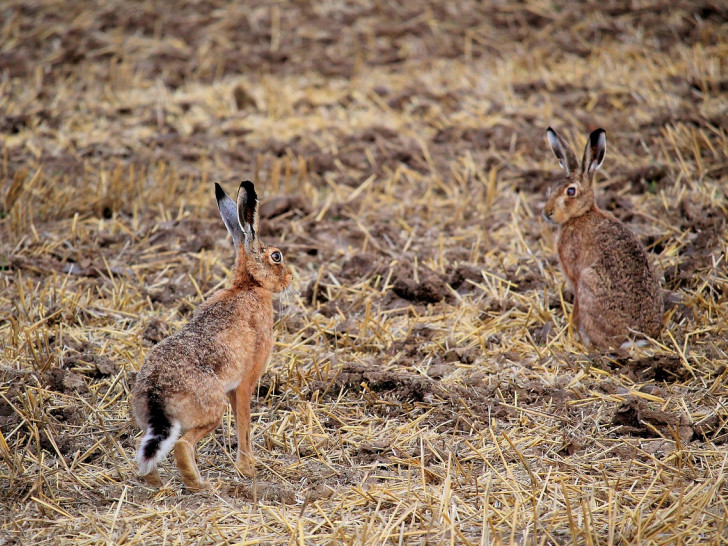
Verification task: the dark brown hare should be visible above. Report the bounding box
[543,128,663,349]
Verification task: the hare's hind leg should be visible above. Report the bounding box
[173,421,219,490]
[576,269,623,348]
[143,468,162,487]
[229,384,255,477]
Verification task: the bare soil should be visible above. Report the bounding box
[1,0,728,543]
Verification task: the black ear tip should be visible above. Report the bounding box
[589,128,607,144]
[214,182,226,202]
[546,126,555,134]
[239,180,257,202]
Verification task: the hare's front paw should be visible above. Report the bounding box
[235,452,256,477]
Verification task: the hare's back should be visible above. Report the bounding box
[139,294,246,379]
[137,329,230,391]
[593,219,658,296]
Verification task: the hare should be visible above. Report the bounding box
[131,180,292,490]
[543,127,663,349]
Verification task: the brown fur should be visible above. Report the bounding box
[543,128,663,348]
[131,181,292,489]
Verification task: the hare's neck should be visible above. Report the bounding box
[232,267,254,288]
[231,253,255,288]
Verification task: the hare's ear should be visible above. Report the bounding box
[215,183,245,248]
[547,127,579,175]
[236,180,258,252]
[581,128,606,185]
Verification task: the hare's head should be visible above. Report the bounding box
[215,181,292,293]
[543,128,606,224]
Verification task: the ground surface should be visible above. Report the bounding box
[1,0,728,544]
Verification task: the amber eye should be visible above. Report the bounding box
[566,186,577,197]
[270,250,282,263]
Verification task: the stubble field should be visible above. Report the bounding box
[1,0,728,543]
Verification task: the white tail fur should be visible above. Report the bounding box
[135,420,181,475]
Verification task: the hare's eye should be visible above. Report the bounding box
[270,251,282,263]
[566,186,577,197]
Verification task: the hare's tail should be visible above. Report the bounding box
[135,394,181,475]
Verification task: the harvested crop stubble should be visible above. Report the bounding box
[1,0,728,543]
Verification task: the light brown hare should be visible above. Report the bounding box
[543,127,663,349]
[131,180,292,490]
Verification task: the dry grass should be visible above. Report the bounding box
[2,0,728,543]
